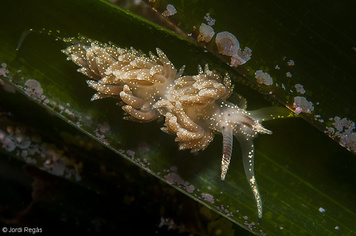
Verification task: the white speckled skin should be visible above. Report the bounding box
[62,38,290,218]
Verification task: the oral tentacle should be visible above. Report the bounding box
[236,135,263,218]
[221,126,233,181]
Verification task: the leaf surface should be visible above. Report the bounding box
[0,0,355,235]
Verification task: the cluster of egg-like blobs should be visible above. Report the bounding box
[215,32,252,67]
[254,70,273,86]
[157,217,181,232]
[274,58,356,154]
[203,13,216,26]
[164,167,196,194]
[163,165,254,223]
[277,58,355,154]
[0,63,16,93]
[0,62,9,77]
[120,148,153,173]
[24,79,47,103]
[274,59,316,116]
[94,122,110,145]
[197,23,215,43]
[294,84,306,94]
[327,116,356,153]
[162,4,177,17]
[152,6,251,67]
[196,15,252,67]
[0,125,82,181]
[293,96,314,115]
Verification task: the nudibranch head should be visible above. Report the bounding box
[207,101,273,219]
[63,38,293,218]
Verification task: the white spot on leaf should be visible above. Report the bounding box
[255,70,273,86]
[197,23,215,43]
[295,84,306,94]
[293,96,314,114]
[162,4,177,17]
[201,193,214,203]
[204,13,215,26]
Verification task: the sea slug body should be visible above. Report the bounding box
[62,37,292,218]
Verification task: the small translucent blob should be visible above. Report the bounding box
[204,13,215,26]
[0,79,16,93]
[0,63,9,77]
[332,116,354,132]
[215,32,251,67]
[126,150,135,159]
[197,23,215,43]
[98,122,110,133]
[295,84,306,94]
[0,63,15,93]
[185,185,195,193]
[162,4,177,17]
[132,0,141,5]
[158,217,177,230]
[319,207,326,213]
[328,116,356,152]
[1,125,82,181]
[215,31,239,56]
[294,107,303,114]
[24,79,43,99]
[230,47,252,67]
[286,72,292,78]
[164,172,185,185]
[293,96,314,114]
[255,70,273,86]
[244,221,256,230]
[201,193,215,203]
[16,135,31,149]
[287,59,295,66]
[2,136,16,152]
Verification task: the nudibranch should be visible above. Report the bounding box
[62,38,292,218]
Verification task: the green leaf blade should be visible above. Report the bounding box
[1,0,355,235]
